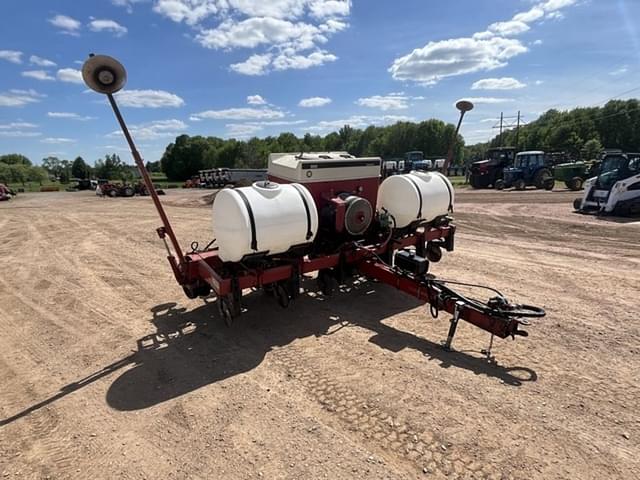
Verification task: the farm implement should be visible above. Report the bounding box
[82,54,545,356]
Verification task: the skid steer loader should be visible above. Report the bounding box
[574,152,640,216]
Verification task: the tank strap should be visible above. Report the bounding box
[234,190,258,251]
[432,171,454,213]
[405,175,423,219]
[291,184,313,240]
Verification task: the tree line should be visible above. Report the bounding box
[465,99,640,161]
[0,153,161,185]
[160,120,464,180]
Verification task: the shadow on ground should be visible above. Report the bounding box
[1,278,537,424]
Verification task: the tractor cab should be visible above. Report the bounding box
[498,151,554,191]
[469,147,515,188]
[575,153,640,215]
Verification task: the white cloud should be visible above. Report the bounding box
[457,97,515,105]
[299,96,332,108]
[0,122,40,137]
[153,0,221,25]
[88,19,128,37]
[610,65,629,76]
[22,70,56,81]
[57,68,84,84]
[390,36,528,86]
[111,0,149,13]
[247,94,267,105]
[513,7,545,23]
[191,107,285,120]
[532,39,543,46]
[230,54,273,76]
[488,20,530,36]
[226,123,263,138]
[47,112,96,121]
[108,119,188,140]
[0,122,38,129]
[390,0,577,85]
[272,50,337,71]
[305,114,416,132]
[115,89,185,108]
[49,14,82,35]
[0,89,46,107]
[535,80,544,85]
[196,17,322,50]
[0,130,42,138]
[153,0,349,75]
[0,50,23,64]
[257,119,307,126]
[30,55,57,67]
[471,77,526,90]
[41,137,76,144]
[542,0,577,12]
[309,0,351,19]
[355,93,413,111]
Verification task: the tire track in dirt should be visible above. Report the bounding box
[0,355,80,479]
[270,346,511,480]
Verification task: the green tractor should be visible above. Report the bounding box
[553,161,600,191]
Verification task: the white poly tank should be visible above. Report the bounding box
[212,181,318,262]
[377,171,454,228]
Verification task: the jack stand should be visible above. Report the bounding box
[442,300,465,351]
[481,334,495,362]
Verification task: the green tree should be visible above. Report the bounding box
[71,156,90,179]
[582,138,603,161]
[28,166,48,184]
[94,154,127,180]
[0,153,31,166]
[42,156,63,177]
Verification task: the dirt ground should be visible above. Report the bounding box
[1,187,638,480]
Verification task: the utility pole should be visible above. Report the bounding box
[515,111,521,151]
[492,112,524,148]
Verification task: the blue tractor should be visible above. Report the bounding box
[496,151,555,191]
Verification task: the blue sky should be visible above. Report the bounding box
[1,0,639,165]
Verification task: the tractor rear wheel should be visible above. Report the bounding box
[123,186,135,197]
[534,169,553,189]
[567,177,583,191]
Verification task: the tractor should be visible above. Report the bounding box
[469,147,516,188]
[553,160,600,191]
[574,152,640,216]
[496,151,555,191]
[0,183,14,201]
[99,182,135,197]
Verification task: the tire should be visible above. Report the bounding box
[514,179,526,191]
[495,179,505,190]
[275,283,290,308]
[568,177,583,191]
[573,198,582,211]
[534,169,552,189]
[107,189,117,197]
[123,187,135,197]
[543,178,555,191]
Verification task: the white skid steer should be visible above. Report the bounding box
[574,152,640,216]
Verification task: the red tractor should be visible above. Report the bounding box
[99,182,135,198]
[0,183,15,201]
